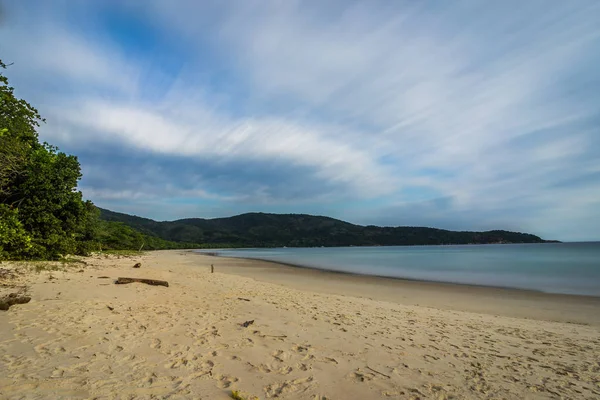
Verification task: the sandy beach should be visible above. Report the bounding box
[1,250,599,399]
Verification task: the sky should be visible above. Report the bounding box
[1,0,599,241]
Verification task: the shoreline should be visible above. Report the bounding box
[195,250,591,295]
[196,252,600,326]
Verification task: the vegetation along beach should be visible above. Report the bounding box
[2,1,600,399]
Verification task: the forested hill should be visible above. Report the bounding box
[99,208,551,248]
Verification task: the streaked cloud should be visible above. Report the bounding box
[1,0,599,240]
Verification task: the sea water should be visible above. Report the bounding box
[197,243,600,296]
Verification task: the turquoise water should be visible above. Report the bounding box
[198,243,600,296]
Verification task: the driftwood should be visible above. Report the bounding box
[0,293,31,311]
[133,263,141,268]
[211,264,214,273]
[115,277,169,287]
[237,297,250,302]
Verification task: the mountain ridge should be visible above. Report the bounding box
[98,208,554,248]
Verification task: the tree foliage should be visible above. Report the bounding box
[0,205,32,259]
[0,60,99,259]
[94,220,198,251]
[0,59,42,198]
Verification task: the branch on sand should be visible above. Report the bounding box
[114,277,169,287]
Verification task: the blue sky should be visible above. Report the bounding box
[1,0,600,241]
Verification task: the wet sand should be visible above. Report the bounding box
[212,254,600,326]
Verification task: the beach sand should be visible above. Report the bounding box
[1,250,599,399]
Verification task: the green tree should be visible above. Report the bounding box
[0,59,43,204]
[13,144,90,258]
[0,128,28,199]
[0,59,42,200]
[0,60,42,145]
[0,205,31,259]
[0,60,96,259]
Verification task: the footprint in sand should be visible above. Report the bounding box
[215,374,238,388]
[272,350,292,362]
[264,376,314,398]
[347,368,376,383]
[298,363,312,371]
[292,344,310,353]
[193,359,214,375]
[257,364,294,375]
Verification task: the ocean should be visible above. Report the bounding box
[197,242,600,296]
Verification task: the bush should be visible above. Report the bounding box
[0,205,32,260]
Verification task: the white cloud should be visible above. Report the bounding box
[2,0,600,238]
[80,186,239,202]
[50,97,399,198]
